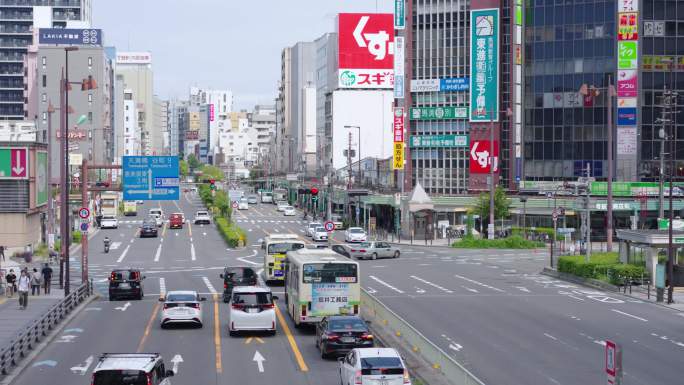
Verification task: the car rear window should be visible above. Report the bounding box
[166,293,196,302]
[350,228,364,233]
[103,216,115,220]
[197,211,208,216]
[232,292,272,305]
[226,268,256,280]
[360,357,404,375]
[329,318,367,331]
[170,214,182,220]
[93,370,147,385]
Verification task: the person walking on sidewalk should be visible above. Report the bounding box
[17,270,30,310]
[41,263,53,294]
[5,269,16,297]
[0,245,5,262]
[30,268,41,296]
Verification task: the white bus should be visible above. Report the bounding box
[261,234,305,282]
[284,249,360,327]
[273,188,288,203]
[260,191,273,203]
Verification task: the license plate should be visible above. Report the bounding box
[341,337,355,343]
[246,308,259,313]
[378,380,388,385]
[118,283,130,289]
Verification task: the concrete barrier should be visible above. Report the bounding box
[361,289,485,385]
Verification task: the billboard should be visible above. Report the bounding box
[39,28,102,46]
[0,148,28,179]
[470,9,500,122]
[36,151,48,207]
[392,142,404,170]
[393,107,404,142]
[394,37,405,99]
[470,140,499,174]
[116,51,152,64]
[410,106,468,120]
[338,13,394,89]
[617,70,638,97]
[410,135,469,148]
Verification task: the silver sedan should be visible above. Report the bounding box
[347,241,400,260]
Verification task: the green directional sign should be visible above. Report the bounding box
[36,151,48,206]
[410,106,468,120]
[410,135,469,148]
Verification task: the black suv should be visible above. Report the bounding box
[315,315,374,358]
[220,266,258,302]
[109,269,145,300]
[140,218,158,238]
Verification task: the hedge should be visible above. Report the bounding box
[215,217,247,248]
[510,227,555,237]
[557,252,648,285]
[452,235,545,249]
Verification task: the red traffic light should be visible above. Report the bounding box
[209,179,216,184]
[311,188,319,196]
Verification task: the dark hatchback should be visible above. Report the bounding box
[109,269,145,301]
[220,266,258,302]
[140,218,158,238]
[315,315,374,358]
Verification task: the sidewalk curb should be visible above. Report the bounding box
[0,294,99,385]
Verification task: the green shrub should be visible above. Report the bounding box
[557,252,647,285]
[452,235,544,249]
[215,217,246,248]
[72,231,82,244]
[510,227,555,237]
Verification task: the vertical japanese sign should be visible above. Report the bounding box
[394,37,405,99]
[209,104,215,122]
[392,142,405,170]
[36,151,48,207]
[393,107,405,142]
[394,0,405,29]
[470,9,500,122]
[617,0,639,159]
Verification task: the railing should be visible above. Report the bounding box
[0,281,93,376]
[361,289,485,385]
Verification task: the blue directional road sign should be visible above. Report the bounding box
[123,156,179,201]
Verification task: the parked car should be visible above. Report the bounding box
[315,315,374,358]
[91,353,174,385]
[331,244,352,258]
[228,286,277,336]
[220,266,258,303]
[238,198,249,210]
[345,227,367,243]
[276,201,288,212]
[194,210,211,225]
[159,290,206,328]
[306,222,323,237]
[348,241,400,260]
[108,269,145,301]
[339,348,411,385]
[140,218,158,238]
[247,195,258,204]
[169,213,184,229]
[283,206,296,216]
[312,226,329,242]
[100,215,118,229]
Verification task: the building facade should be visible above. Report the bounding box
[115,51,153,155]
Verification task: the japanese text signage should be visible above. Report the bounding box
[618,0,638,12]
[470,140,498,174]
[618,12,638,40]
[617,41,638,69]
[38,28,102,46]
[441,77,470,91]
[0,148,28,179]
[394,37,405,99]
[393,107,404,142]
[410,135,469,148]
[123,156,179,201]
[338,13,394,89]
[392,142,404,170]
[116,51,152,65]
[410,106,468,120]
[617,108,637,125]
[470,9,500,122]
[394,0,405,29]
[617,70,638,97]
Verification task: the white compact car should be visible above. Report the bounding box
[228,286,277,336]
[159,290,206,328]
[339,348,411,385]
[306,222,323,237]
[276,201,288,212]
[238,198,249,210]
[283,206,296,216]
[312,226,328,242]
[345,227,367,243]
[150,213,163,228]
[100,215,118,229]
[194,210,211,224]
[91,353,174,385]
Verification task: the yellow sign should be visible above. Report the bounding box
[392,142,404,170]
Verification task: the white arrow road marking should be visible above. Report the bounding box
[12,149,24,175]
[191,243,196,261]
[366,287,377,294]
[57,335,77,343]
[415,287,426,294]
[154,244,162,262]
[115,302,131,312]
[110,242,122,250]
[170,354,183,374]
[70,355,94,375]
[448,344,463,352]
[159,278,166,296]
[253,350,265,373]
[32,360,57,368]
[116,245,130,263]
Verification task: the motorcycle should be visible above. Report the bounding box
[104,238,110,253]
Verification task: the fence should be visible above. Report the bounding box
[361,289,485,385]
[0,281,92,376]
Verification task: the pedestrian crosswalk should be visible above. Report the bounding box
[235,219,306,224]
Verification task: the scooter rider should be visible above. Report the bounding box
[103,236,111,253]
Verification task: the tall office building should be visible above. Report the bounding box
[0,0,92,120]
[189,87,232,161]
[168,99,187,157]
[151,96,167,155]
[115,52,154,155]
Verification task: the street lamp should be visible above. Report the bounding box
[519,196,527,239]
[485,108,512,240]
[344,125,361,187]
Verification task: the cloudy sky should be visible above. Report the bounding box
[93,0,392,109]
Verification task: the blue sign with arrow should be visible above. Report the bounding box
[123,156,179,201]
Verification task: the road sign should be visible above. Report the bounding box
[605,340,622,384]
[0,147,28,179]
[324,221,335,232]
[80,222,89,232]
[552,210,558,221]
[232,201,238,209]
[78,207,90,219]
[123,156,179,201]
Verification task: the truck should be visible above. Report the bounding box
[100,194,118,217]
[123,200,137,216]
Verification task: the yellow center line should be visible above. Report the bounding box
[213,293,223,373]
[274,303,308,372]
[188,222,193,238]
[161,222,167,237]
[137,302,161,353]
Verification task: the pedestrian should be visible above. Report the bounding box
[31,268,41,296]
[41,263,53,295]
[0,245,5,261]
[5,269,16,297]
[17,270,30,309]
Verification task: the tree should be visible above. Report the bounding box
[472,186,511,228]
[187,154,200,170]
[179,159,189,177]
[213,190,231,219]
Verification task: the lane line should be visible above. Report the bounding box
[154,244,162,262]
[202,276,218,294]
[161,222,167,237]
[274,304,309,372]
[213,293,222,374]
[410,275,453,293]
[454,274,505,293]
[188,223,193,238]
[611,309,648,322]
[137,302,161,353]
[544,333,558,341]
[116,245,131,264]
[368,275,404,294]
[159,278,166,297]
[191,243,196,261]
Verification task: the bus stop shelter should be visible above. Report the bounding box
[616,229,684,286]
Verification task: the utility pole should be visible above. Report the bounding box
[666,83,678,305]
[585,163,592,262]
[606,74,614,252]
[488,111,495,240]
[658,83,668,219]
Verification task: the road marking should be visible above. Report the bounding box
[115,302,131,311]
[611,309,648,322]
[515,286,531,293]
[454,274,505,293]
[253,350,265,373]
[368,275,404,294]
[594,340,606,346]
[410,275,453,293]
[448,343,463,352]
[159,278,166,296]
[171,354,183,375]
[461,286,479,293]
[245,337,265,344]
[191,243,196,261]
[188,223,193,237]
[366,287,377,294]
[154,244,162,262]
[162,223,167,237]
[57,335,77,343]
[202,276,218,294]
[32,360,57,368]
[544,333,558,341]
[110,241,122,250]
[213,293,222,373]
[415,287,426,294]
[116,245,131,263]
[137,302,161,352]
[274,304,308,372]
[64,328,83,333]
[70,355,93,375]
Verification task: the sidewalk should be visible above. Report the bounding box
[618,285,684,312]
[0,287,65,349]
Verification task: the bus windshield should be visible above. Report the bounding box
[303,263,358,284]
[268,242,304,254]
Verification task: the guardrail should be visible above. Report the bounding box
[361,289,485,385]
[0,281,93,376]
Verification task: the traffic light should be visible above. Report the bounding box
[209,178,216,190]
[311,187,319,202]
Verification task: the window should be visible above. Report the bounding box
[42,112,47,121]
[41,93,46,102]
[88,94,93,103]
[41,56,46,68]
[87,57,92,68]
[42,75,46,88]
[88,111,93,122]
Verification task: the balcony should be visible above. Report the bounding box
[0,25,32,34]
[0,12,33,21]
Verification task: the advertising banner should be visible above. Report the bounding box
[394,0,405,29]
[410,79,440,92]
[39,28,102,46]
[470,9,500,122]
[617,70,638,97]
[440,77,470,91]
[470,140,498,174]
[618,0,638,13]
[617,126,637,155]
[394,37,405,99]
[209,104,215,122]
[392,142,404,170]
[393,107,404,142]
[617,41,638,69]
[410,135,469,148]
[311,283,352,317]
[617,107,637,125]
[618,98,637,108]
[36,151,48,207]
[618,12,638,40]
[116,52,152,64]
[410,106,468,120]
[338,13,394,89]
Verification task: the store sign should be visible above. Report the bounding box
[618,0,638,12]
[617,41,638,69]
[410,79,440,92]
[185,131,199,140]
[392,142,404,170]
[209,104,215,122]
[617,108,637,125]
[116,51,152,64]
[470,8,500,122]
[394,0,405,29]
[38,28,102,46]
[410,106,468,120]
[338,13,394,89]
[617,98,637,108]
[617,126,637,155]
[393,107,404,142]
[617,70,638,97]
[440,77,469,91]
[394,37,405,99]
[56,130,87,140]
[644,21,665,36]
[410,135,469,148]
[618,12,638,40]
[590,181,684,196]
[469,140,498,174]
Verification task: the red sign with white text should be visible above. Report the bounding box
[469,140,499,174]
[393,107,404,142]
[338,13,394,70]
[10,148,27,178]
